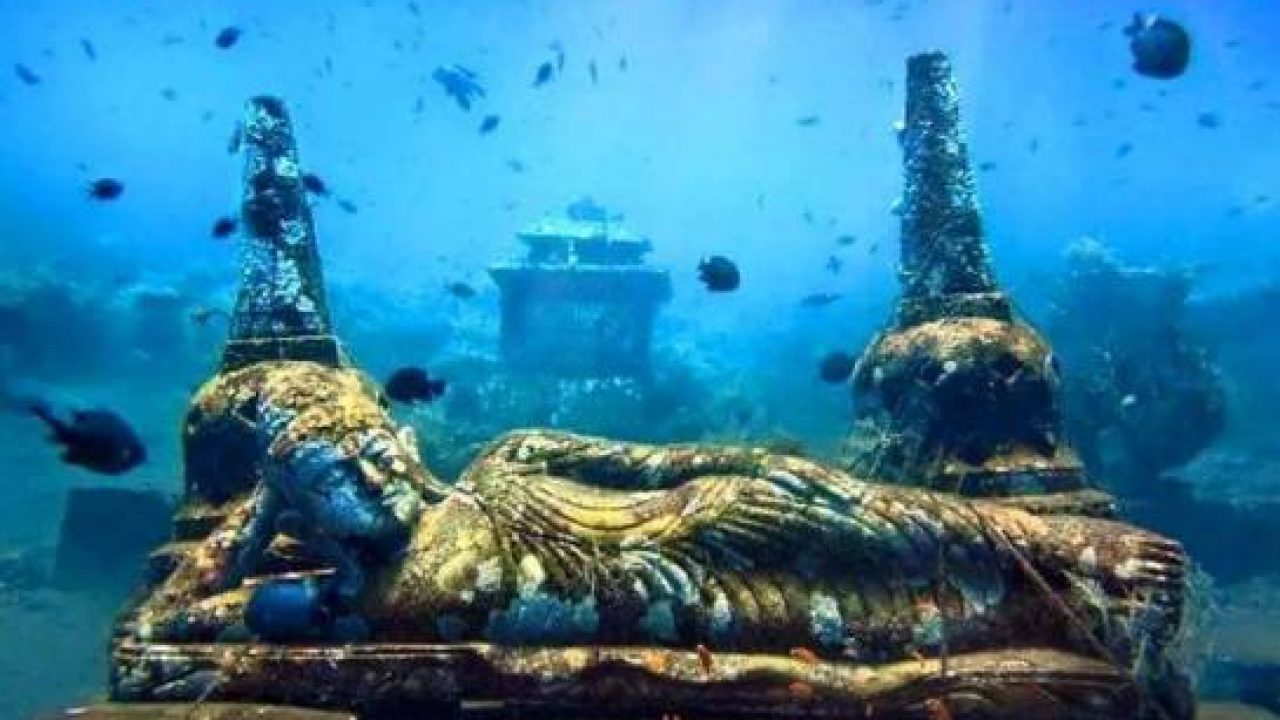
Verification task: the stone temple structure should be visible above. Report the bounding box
[60,54,1195,720]
[488,198,672,376]
[846,53,1092,506]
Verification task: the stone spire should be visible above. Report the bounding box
[221,96,343,371]
[896,52,1011,328]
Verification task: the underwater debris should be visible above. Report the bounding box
[1126,12,1191,79]
[214,26,242,49]
[87,177,124,200]
[478,114,501,134]
[384,366,447,404]
[24,400,146,475]
[697,255,740,292]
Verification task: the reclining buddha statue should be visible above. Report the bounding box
[97,53,1194,720]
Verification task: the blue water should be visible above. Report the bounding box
[0,1,1278,717]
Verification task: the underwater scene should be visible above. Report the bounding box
[1,0,1278,718]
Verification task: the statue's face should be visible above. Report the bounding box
[853,318,1063,469]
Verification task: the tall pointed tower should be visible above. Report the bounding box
[221,96,343,371]
[847,53,1091,503]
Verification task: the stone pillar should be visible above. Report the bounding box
[222,96,343,371]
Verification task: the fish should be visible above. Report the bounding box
[211,216,238,238]
[1197,111,1222,129]
[13,63,40,85]
[1125,13,1191,79]
[190,306,227,326]
[25,400,146,475]
[532,60,554,86]
[384,367,447,404]
[835,234,857,246]
[227,122,243,154]
[80,38,97,61]
[432,65,485,111]
[618,55,628,71]
[826,256,843,274]
[505,158,526,173]
[588,60,599,84]
[214,26,242,49]
[799,292,842,308]
[817,351,857,384]
[978,161,998,172]
[1115,142,1133,158]
[445,281,477,299]
[87,177,124,200]
[796,115,820,127]
[301,173,329,196]
[697,256,740,292]
[479,114,501,134]
[336,199,359,214]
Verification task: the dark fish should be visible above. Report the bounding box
[432,65,485,111]
[245,578,326,642]
[1125,13,1191,79]
[160,87,178,101]
[479,114,501,134]
[214,26,242,49]
[1026,137,1040,153]
[211,216,238,238]
[817,351,857,384]
[826,256,843,274]
[445,281,477,299]
[227,122,243,154]
[796,115,820,127]
[533,61,554,86]
[799,292,842,308]
[835,234,857,246]
[301,173,329,196]
[697,255,740,292]
[618,55,628,71]
[551,41,565,73]
[384,367,447,404]
[1196,111,1222,129]
[80,38,97,61]
[87,177,124,200]
[505,158,526,173]
[978,161,998,172]
[336,199,358,214]
[14,63,40,85]
[588,60,599,84]
[1115,142,1133,158]
[26,401,146,475]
